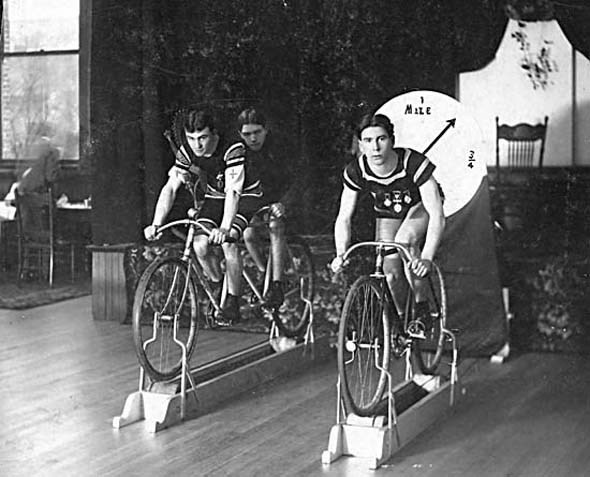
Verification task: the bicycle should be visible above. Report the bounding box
[132,205,315,382]
[336,241,447,417]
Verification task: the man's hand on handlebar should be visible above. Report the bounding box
[330,255,348,274]
[209,227,230,245]
[269,202,286,219]
[144,224,161,241]
[410,257,432,278]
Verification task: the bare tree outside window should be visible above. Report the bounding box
[1,0,79,160]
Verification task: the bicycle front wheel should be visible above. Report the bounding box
[132,256,200,382]
[271,235,315,338]
[412,263,447,375]
[338,276,391,417]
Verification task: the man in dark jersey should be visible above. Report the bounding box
[209,108,291,324]
[330,113,445,338]
[144,109,239,319]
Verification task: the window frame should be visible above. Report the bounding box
[0,0,90,172]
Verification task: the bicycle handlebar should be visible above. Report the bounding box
[150,203,284,244]
[154,219,237,243]
[341,241,414,263]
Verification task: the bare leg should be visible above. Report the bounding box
[222,234,242,296]
[375,217,403,311]
[193,234,222,282]
[243,226,266,273]
[383,255,408,315]
[394,204,430,303]
[269,217,285,281]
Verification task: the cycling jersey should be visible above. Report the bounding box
[343,147,435,220]
[223,142,266,198]
[168,142,226,200]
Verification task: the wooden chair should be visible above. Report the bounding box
[495,116,548,183]
[15,186,76,287]
[492,117,548,252]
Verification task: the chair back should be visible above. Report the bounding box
[15,186,54,246]
[495,116,548,182]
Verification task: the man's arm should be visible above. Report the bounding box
[417,177,445,263]
[331,186,358,272]
[209,161,245,244]
[144,174,182,240]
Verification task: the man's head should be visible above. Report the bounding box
[177,109,219,157]
[356,114,395,165]
[237,108,268,152]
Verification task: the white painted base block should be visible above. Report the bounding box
[322,376,454,470]
[491,342,511,363]
[113,334,332,433]
[112,389,199,433]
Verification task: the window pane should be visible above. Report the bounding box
[2,55,79,160]
[3,0,79,52]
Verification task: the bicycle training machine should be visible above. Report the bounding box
[112,216,330,433]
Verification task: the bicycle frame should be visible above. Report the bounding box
[342,240,415,330]
[152,206,278,318]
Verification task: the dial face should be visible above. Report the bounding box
[376,90,486,217]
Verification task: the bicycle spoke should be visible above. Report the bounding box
[412,265,447,375]
[133,257,200,382]
[269,237,314,338]
[338,276,390,416]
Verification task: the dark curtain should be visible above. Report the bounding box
[439,177,508,356]
[89,0,511,244]
[554,0,590,60]
[450,0,510,72]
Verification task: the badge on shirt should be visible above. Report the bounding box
[392,190,403,213]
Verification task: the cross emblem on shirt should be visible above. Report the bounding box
[228,168,239,180]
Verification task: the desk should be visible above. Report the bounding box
[57,202,91,211]
[56,203,92,243]
[55,203,92,279]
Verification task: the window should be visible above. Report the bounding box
[1,0,81,161]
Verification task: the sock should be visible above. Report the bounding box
[414,301,429,320]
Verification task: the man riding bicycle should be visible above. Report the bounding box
[330,113,445,339]
[215,108,293,323]
[143,109,243,324]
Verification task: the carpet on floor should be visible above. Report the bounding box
[0,278,91,309]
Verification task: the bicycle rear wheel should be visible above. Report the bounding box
[271,235,315,338]
[338,276,391,417]
[132,256,200,382]
[412,263,447,375]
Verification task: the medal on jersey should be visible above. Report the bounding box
[392,191,403,213]
[383,192,393,208]
[216,171,225,191]
[403,190,412,204]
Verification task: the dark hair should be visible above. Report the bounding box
[183,109,217,134]
[170,109,218,163]
[356,113,394,139]
[237,108,266,130]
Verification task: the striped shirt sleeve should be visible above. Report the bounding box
[342,159,363,191]
[406,149,435,187]
[224,142,246,195]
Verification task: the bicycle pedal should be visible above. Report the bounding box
[407,331,426,340]
[407,321,426,340]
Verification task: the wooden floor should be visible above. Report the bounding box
[1,297,590,476]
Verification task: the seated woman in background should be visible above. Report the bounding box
[18,135,60,196]
[13,133,61,232]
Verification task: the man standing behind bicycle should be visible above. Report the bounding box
[330,113,445,339]
[209,108,292,325]
[144,109,243,324]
